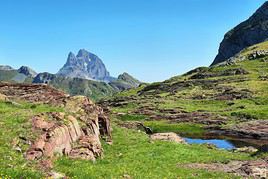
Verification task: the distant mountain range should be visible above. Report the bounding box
[0,49,142,100]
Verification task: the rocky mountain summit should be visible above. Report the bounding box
[57,49,113,82]
[212,1,268,65]
[17,66,37,78]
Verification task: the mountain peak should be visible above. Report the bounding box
[18,66,37,78]
[212,1,268,65]
[77,49,90,57]
[57,49,111,82]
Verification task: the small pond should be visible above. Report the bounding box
[184,138,236,150]
[180,134,268,151]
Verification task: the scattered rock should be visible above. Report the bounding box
[248,50,268,60]
[216,88,252,100]
[48,171,66,179]
[259,75,268,81]
[150,133,186,144]
[233,146,258,153]
[189,68,249,79]
[180,158,268,178]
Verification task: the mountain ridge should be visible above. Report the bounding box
[212,1,268,65]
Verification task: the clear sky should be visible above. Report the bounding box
[0,0,267,82]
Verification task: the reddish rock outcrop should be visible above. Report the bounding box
[0,82,111,163]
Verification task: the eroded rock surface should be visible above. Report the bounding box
[222,120,268,140]
[0,82,111,163]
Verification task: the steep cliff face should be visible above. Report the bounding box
[212,1,268,65]
[57,49,112,82]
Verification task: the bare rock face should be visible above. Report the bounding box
[17,66,37,78]
[57,49,113,82]
[212,2,268,65]
[0,82,111,162]
[150,133,186,144]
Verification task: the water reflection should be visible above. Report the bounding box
[180,133,268,150]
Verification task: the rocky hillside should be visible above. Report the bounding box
[109,72,142,91]
[212,1,268,65]
[57,49,113,82]
[101,40,268,145]
[0,82,111,177]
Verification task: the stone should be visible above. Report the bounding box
[48,171,65,179]
[233,146,258,153]
[181,158,268,178]
[150,133,186,144]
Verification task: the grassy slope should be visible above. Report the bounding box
[0,99,253,178]
[1,42,268,178]
[109,42,268,131]
[48,77,116,101]
[55,122,250,179]
[0,101,64,178]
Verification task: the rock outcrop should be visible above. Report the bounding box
[57,49,113,82]
[212,2,268,65]
[18,66,37,78]
[182,158,268,178]
[0,82,111,162]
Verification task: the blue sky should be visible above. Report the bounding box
[0,0,266,82]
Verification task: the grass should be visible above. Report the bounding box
[118,114,147,121]
[0,100,64,178]
[0,100,252,178]
[54,124,252,178]
[144,121,205,137]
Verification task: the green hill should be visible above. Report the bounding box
[101,41,268,140]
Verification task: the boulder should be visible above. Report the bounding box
[233,146,258,153]
[150,133,186,144]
